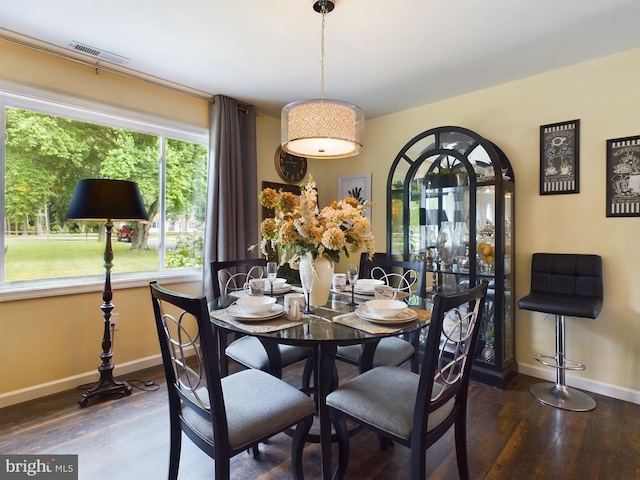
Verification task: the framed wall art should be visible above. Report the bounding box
[338,173,371,219]
[540,119,580,195]
[606,135,640,217]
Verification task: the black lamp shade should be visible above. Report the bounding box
[65,179,148,221]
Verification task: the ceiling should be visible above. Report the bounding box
[2,0,640,119]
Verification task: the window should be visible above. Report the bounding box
[1,91,208,297]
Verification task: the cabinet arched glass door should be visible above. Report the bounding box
[387,126,516,387]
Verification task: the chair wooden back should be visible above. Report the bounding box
[210,258,267,298]
[149,281,229,456]
[361,253,427,299]
[413,281,488,446]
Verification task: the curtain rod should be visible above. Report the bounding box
[1,34,215,103]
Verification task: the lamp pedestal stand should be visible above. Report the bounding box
[79,222,132,407]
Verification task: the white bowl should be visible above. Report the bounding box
[365,299,407,318]
[236,296,277,315]
[355,279,385,292]
[272,277,287,288]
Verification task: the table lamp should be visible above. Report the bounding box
[65,179,148,407]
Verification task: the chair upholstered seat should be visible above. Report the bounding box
[225,336,310,371]
[181,369,316,451]
[517,252,603,319]
[326,367,453,441]
[336,337,415,369]
[517,291,602,318]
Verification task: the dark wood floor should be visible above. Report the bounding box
[1,360,639,480]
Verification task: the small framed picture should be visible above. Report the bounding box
[540,119,580,195]
[338,173,371,219]
[606,135,640,217]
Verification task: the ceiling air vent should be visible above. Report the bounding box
[68,41,129,65]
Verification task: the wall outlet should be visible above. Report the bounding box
[110,313,119,330]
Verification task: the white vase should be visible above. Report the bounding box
[300,256,334,307]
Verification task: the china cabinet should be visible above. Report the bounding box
[386,126,516,387]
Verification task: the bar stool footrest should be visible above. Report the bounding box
[529,382,596,411]
[533,354,585,371]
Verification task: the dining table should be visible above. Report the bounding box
[209,287,432,480]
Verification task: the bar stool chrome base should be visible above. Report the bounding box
[530,382,596,412]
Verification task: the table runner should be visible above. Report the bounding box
[332,308,431,334]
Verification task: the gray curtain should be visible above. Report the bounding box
[203,94,258,297]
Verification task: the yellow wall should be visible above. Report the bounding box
[297,48,640,399]
[0,39,207,126]
[2,36,639,404]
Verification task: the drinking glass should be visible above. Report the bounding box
[266,261,278,296]
[300,262,315,314]
[347,263,359,306]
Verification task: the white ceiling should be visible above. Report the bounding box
[2,0,640,119]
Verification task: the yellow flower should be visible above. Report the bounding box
[278,219,298,245]
[259,188,278,208]
[260,218,277,239]
[310,225,325,244]
[322,226,346,251]
[278,191,297,213]
[352,216,371,236]
[344,197,359,208]
[252,174,375,266]
[348,236,364,253]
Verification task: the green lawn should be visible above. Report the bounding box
[4,235,159,281]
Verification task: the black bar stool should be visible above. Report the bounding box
[518,253,603,411]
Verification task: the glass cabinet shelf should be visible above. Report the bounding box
[386,126,516,388]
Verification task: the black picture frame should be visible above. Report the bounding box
[540,119,580,195]
[606,135,640,217]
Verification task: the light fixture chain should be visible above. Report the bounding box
[320,4,326,99]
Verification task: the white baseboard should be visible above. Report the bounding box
[0,354,163,409]
[3,356,639,409]
[517,362,640,406]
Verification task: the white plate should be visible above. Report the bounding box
[268,283,292,294]
[355,306,417,324]
[226,303,285,322]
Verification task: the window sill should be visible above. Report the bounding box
[0,270,203,302]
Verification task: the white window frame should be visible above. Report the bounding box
[0,82,208,301]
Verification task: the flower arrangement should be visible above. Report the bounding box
[254,175,375,268]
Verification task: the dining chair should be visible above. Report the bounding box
[327,281,488,480]
[149,281,316,480]
[336,254,427,373]
[360,252,428,298]
[210,259,313,381]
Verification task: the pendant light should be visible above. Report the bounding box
[281,0,364,159]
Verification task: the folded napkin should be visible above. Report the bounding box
[332,308,430,334]
[210,309,306,333]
